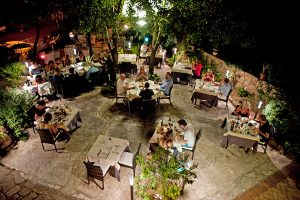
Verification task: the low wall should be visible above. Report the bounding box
[203,52,273,111]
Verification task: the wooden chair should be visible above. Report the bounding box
[139,99,158,119]
[36,129,62,152]
[83,161,110,190]
[258,123,276,154]
[118,143,141,177]
[218,88,232,107]
[158,84,173,105]
[182,128,202,160]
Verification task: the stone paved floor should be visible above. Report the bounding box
[1,62,299,200]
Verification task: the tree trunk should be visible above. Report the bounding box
[149,30,161,75]
[105,28,117,83]
[33,23,40,62]
[85,33,93,56]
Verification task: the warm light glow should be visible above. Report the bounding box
[137,20,146,26]
[124,25,129,29]
[39,53,45,60]
[128,42,131,48]
[173,48,177,54]
[129,177,134,186]
[69,32,74,39]
[258,101,263,109]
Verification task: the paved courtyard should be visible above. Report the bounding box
[1,64,300,200]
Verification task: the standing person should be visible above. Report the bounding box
[116,73,135,96]
[136,65,148,81]
[254,114,271,143]
[157,72,173,97]
[192,59,203,79]
[177,119,196,149]
[76,51,86,63]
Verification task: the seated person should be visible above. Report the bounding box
[45,60,56,75]
[202,69,215,82]
[218,77,232,98]
[159,128,173,149]
[177,119,196,149]
[157,72,173,97]
[116,73,135,96]
[52,68,64,85]
[140,43,149,57]
[192,59,203,78]
[254,114,271,143]
[27,100,47,122]
[139,82,154,100]
[232,100,251,118]
[35,74,45,84]
[136,65,148,81]
[38,112,70,141]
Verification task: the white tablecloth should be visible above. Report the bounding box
[87,135,129,170]
[193,79,219,95]
[118,54,137,64]
[172,62,193,75]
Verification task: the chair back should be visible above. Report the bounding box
[37,129,56,145]
[83,161,104,180]
[168,84,173,97]
[226,88,233,100]
[193,128,202,150]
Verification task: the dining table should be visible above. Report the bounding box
[171,62,193,84]
[87,135,129,180]
[149,119,184,154]
[191,79,220,107]
[220,115,260,153]
[36,102,82,132]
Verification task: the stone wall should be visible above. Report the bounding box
[203,52,272,111]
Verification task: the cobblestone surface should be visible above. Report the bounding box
[0,62,299,199]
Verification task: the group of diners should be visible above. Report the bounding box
[24,52,112,99]
[27,99,70,142]
[116,66,174,114]
[149,118,196,157]
[224,99,272,147]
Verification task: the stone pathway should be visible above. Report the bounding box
[0,62,299,199]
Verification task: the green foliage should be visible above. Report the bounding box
[166,55,176,67]
[237,87,250,97]
[0,62,26,87]
[131,45,139,56]
[100,81,116,97]
[148,73,161,82]
[0,88,34,139]
[135,147,198,200]
[118,48,125,54]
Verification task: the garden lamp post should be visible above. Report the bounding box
[129,177,134,200]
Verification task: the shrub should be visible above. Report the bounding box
[0,88,34,139]
[237,87,250,97]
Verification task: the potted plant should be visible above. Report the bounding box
[135,147,198,200]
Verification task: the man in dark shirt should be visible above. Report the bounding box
[139,82,154,100]
[255,114,271,143]
[27,100,47,122]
